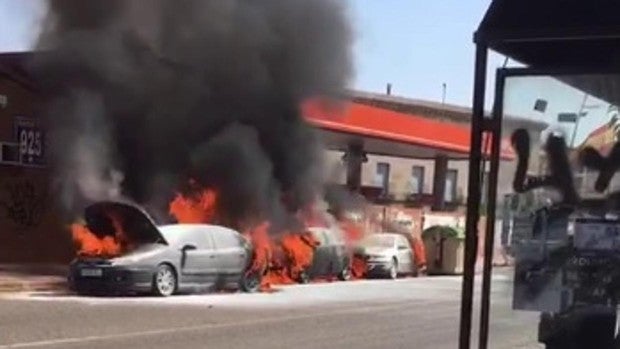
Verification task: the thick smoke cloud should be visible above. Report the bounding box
[32,0,352,228]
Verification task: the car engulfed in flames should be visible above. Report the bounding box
[70,190,368,295]
[68,183,423,296]
[69,201,261,296]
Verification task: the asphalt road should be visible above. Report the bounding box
[0,270,541,349]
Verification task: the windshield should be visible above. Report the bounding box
[360,234,395,248]
[158,225,183,246]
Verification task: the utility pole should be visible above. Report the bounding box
[569,93,589,148]
[442,83,447,105]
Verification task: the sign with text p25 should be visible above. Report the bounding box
[15,118,45,167]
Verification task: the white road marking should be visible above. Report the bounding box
[0,300,440,348]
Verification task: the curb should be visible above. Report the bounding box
[0,279,67,294]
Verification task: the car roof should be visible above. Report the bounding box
[158,224,241,234]
[374,232,400,237]
[157,224,242,244]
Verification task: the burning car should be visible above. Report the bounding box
[68,202,261,296]
[354,233,416,279]
[299,226,352,283]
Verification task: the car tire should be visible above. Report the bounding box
[152,264,177,297]
[412,266,419,277]
[298,270,310,284]
[240,270,261,293]
[387,258,398,280]
[338,265,352,281]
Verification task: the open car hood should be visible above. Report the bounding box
[84,201,168,245]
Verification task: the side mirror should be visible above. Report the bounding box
[182,244,197,252]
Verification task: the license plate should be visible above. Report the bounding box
[80,268,103,277]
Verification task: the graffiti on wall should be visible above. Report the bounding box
[0,179,48,230]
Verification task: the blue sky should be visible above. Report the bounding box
[347,0,506,106]
[0,0,504,106]
[0,0,44,51]
[0,0,611,144]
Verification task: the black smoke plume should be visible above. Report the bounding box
[31,0,352,229]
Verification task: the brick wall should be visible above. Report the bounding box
[0,75,73,263]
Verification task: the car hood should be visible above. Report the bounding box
[108,243,168,265]
[84,201,168,245]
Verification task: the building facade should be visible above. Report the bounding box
[324,90,548,212]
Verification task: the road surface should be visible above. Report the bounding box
[0,270,541,349]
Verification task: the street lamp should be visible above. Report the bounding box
[560,93,602,147]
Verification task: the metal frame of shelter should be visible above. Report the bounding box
[459,1,620,348]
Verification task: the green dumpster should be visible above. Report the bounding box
[422,225,465,275]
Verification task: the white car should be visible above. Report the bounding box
[354,233,416,279]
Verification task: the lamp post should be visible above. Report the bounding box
[569,94,603,147]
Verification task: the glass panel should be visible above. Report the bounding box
[376,162,390,195]
[445,169,457,202]
[489,73,620,348]
[411,165,425,194]
[209,228,239,249]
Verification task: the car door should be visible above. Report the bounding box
[210,228,247,285]
[396,235,414,274]
[329,226,349,272]
[308,228,330,278]
[180,229,218,285]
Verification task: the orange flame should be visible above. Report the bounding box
[71,223,122,258]
[280,232,319,281]
[71,210,131,258]
[169,189,218,223]
[243,221,272,272]
[410,235,427,272]
[167,182,359,289]
[242,221,284,291]
[339,219,366,278]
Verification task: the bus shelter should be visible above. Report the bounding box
[462,1,620,348]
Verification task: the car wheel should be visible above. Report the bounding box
[298,270,310,284]
[412,266,419,277]
[388,258,398,280]
[152,264,177,297]
[338,266,352,281]
[240,270,261,293]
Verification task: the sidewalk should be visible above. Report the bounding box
[0,264,68,293]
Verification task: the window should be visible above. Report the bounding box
[376,162,390,195]
[411,166,425,194]
[172,229,215,250]
[210,229,241,249]
[397,236,410,250]
[445,169,458,203]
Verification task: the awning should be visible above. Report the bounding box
[476,0,620,106]
[303,100,514,160]
[476,0,620,69]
